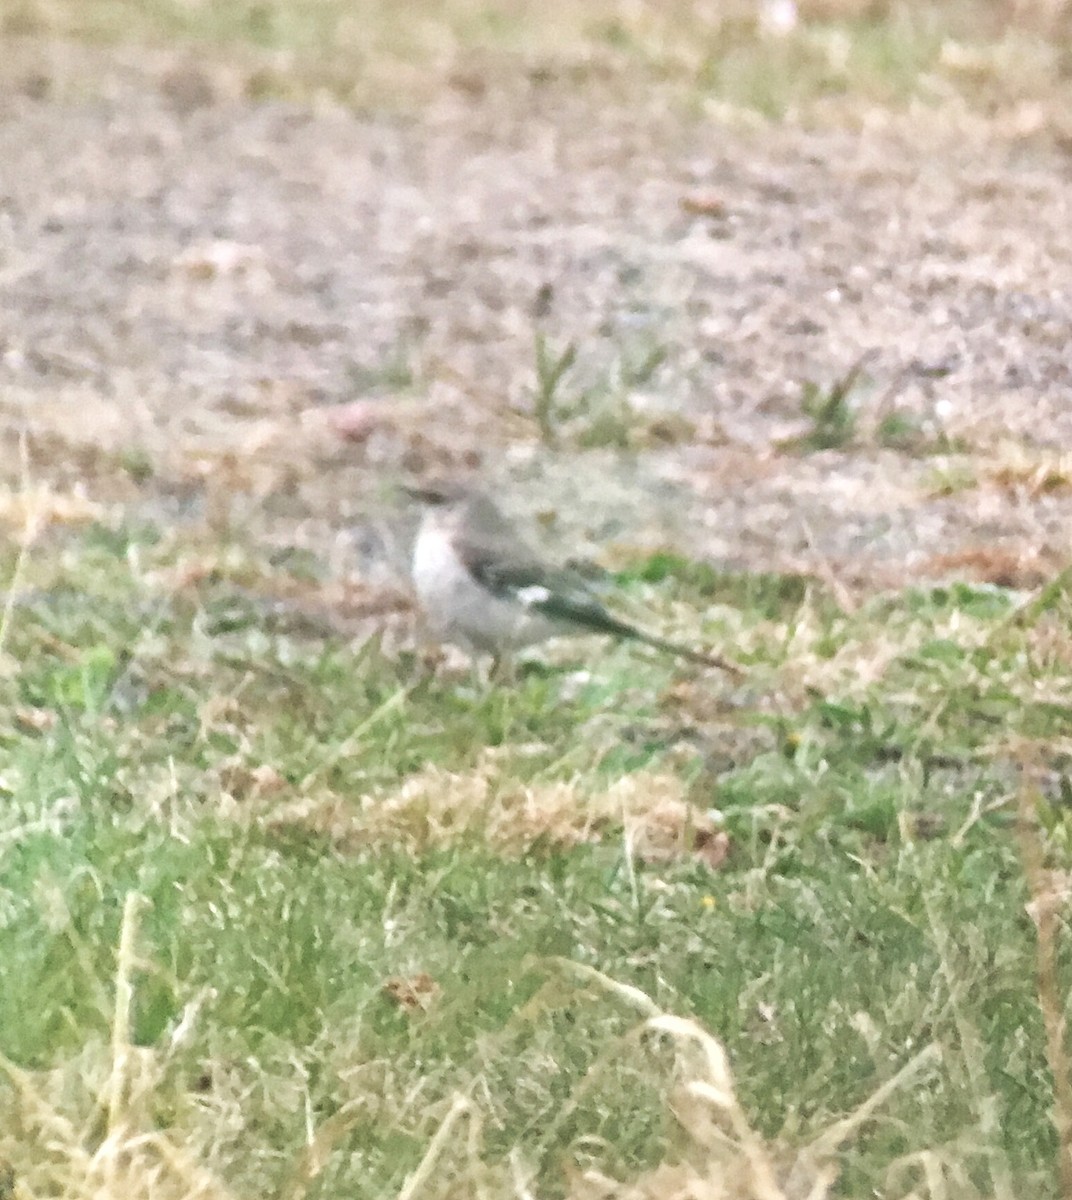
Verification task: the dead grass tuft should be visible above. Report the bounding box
[0,485,108,532]
[262,754,721,860]
[980,444,1072,498]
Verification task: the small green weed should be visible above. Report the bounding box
[794,356,870,452]
[530,333,683,450]
[532,332,580,447]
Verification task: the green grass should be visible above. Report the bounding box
[3,3,1072,1192]
[1,520,1071,1197]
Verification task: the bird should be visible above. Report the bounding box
[406,479,742,676]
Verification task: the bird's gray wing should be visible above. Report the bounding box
[455,527,649,639]
[454,497,743,672]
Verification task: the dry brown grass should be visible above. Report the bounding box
[961,443,1072,500]
[259,752,725,863]
[919,546,1053,590]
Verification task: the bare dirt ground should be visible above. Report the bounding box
[3,38,1072,601]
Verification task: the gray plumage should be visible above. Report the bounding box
[408,481,741,674]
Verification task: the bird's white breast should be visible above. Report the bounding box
[412,516,556,654]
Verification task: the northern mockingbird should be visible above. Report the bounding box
[407,480,741,675]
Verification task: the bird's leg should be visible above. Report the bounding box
[470,655,490,692]
[487,652,518,685]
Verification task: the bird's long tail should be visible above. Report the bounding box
[628,627,746,676]
[539,597,744,676]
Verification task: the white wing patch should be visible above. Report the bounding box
[517,585,553,607]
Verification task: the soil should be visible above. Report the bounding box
[2,38,1071,601]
